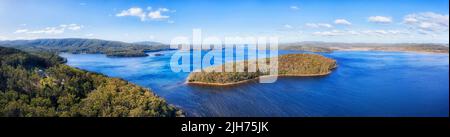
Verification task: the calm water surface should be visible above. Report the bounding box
[60,50,449,117]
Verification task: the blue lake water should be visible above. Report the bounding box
[60,50,449,117]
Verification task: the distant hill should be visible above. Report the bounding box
[280,42,449,53]
[133,41,165,46]
[0,38,170,57]
[187,54,337,86]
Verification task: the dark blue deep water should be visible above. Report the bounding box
[60,50,449,117]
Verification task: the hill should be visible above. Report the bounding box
[133,41,165,46]
[0,46,183,117]
[0,38,170,57]
[279,42,449,53]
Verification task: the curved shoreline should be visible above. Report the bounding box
[186,71,334,86]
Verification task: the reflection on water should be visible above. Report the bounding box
[60,50,449,117]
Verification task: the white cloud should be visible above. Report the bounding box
[313,29,407,37]
[13,36,43,40]
[334,19,351,25]
[363,30,388,35]
[318,23,333,28]
[65,24,83,30]
[116,7,147,21]
[361,29,407,36]
[28,27,65,34]
[85,33,94,37]
[313,30,346,36]
[148,8,170,20]
[368,16,393,23]
[284,24,293,29]
[388,30,403,34]
[404,17,418,23]
[403,12,449,33]
[116,7,173,21]
[306,23,333,28]
[13,24,83,35]
[0,35,7,40]
[167,20,175,24]
[290,6,299,10]
[158,8,170,12]
[14,29,28,34]
[347,30,360,35]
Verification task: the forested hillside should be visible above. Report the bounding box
[0,46,182,117]
[187,54,337,85]
[0,38,170,57]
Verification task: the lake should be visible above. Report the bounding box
[60,50,449,117]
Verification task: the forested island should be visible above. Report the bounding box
[187,54,337,86]
[0,38,170,57]
[0,46,183,117]
[106,51,149,57]
[280,43,334,53]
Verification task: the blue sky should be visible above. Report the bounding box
[0,0,448,43]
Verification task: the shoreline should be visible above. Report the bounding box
[186,71,334,86]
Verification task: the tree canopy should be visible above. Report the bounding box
[0,38,170,57]
[187,54,337,85]
[0,46,183,117]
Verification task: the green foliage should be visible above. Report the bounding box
[106,51,149,57]
[0,38,170,57]
[0,46,182,117]
[188,54,337,84]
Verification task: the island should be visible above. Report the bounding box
[154,53,164,56]
[187,54,337,86]
[106,50,149,57]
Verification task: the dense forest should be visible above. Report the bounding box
[0,46,183,117]
[0,38,170,57]
[372,44,450,53]
[279,45,334,53]
[106,50,149,57]
[187,54,337,85]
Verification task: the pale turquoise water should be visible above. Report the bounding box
[60,50,449,117]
